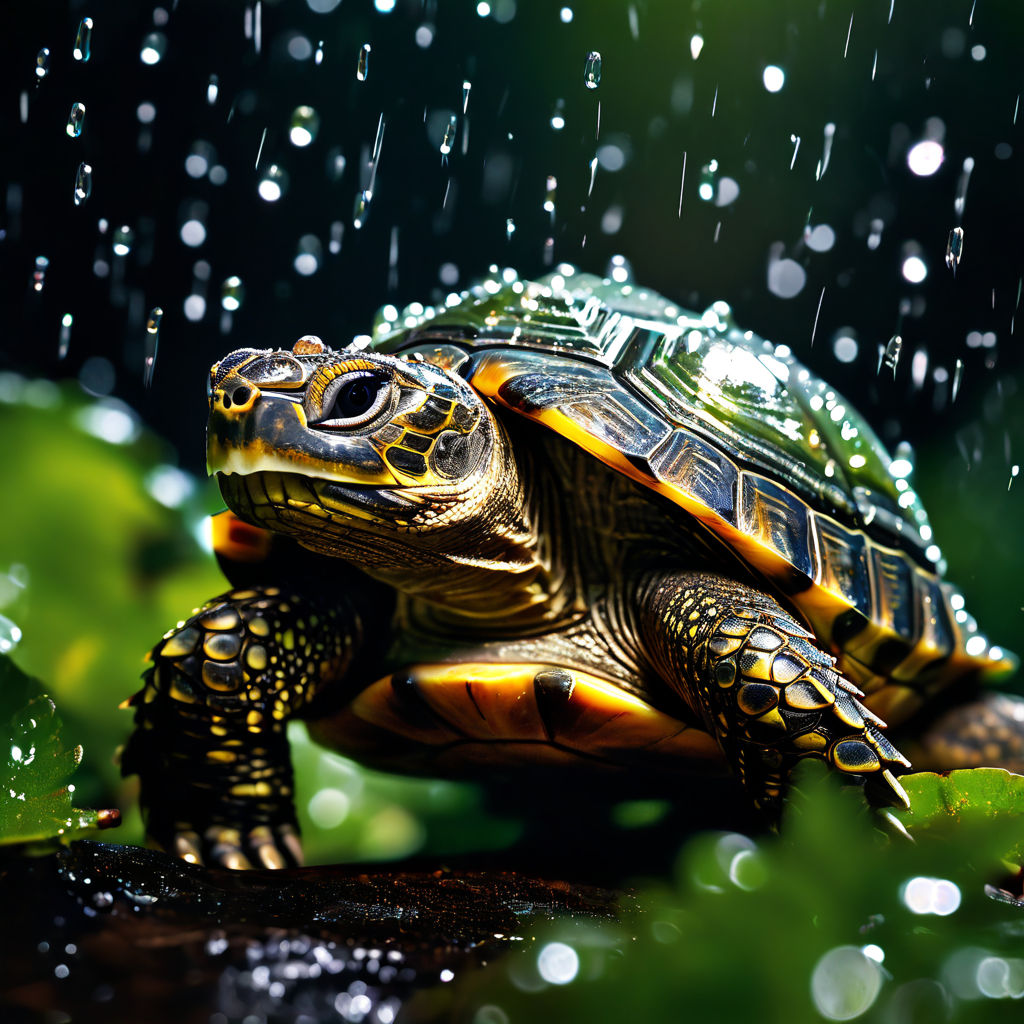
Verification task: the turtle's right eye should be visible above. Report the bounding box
[314,371,394,429]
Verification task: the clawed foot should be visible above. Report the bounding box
[167,822,304,870]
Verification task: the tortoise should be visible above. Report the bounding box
[123,268,1022,870]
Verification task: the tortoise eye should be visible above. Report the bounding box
[314,371,394,429]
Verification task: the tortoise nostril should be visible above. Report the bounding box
[231,385,252,406]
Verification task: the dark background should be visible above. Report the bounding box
[2,0,1023,633]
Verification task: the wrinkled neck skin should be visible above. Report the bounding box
[303,418,578,632]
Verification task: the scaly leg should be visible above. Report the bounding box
[637,571,910,814]
[122,584,368,869]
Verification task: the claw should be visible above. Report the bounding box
[279,824,304,867]
[174,830,204,866]
[249,825,288,870]
[882,768,911,809]
[206,826,254,870]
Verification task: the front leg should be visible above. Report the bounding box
[637,571,910,814]
[122,585,368,869]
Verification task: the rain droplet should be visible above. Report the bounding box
[315,40,325,65]
[584,50,602,89]
[506,217,516,240]
[221,276,244,311]
[59,313,73,359]
[867,217,884,250]
[144,308,162,389]
[35,48,50,80]
[462,80,472,114]
[140,31,167,66]
[789,134,801,170]
[73,163,93,206]
[353,189,372,229]
[690,34,703,60]
[946,227,964,273]
[289,106,320,148]
[550,99,566,131]
[32,255,49,292]
[206,75,219,105]
[815,122,836,180]
[257,164,288,202]
[357,43,371,81]
[66,102,86,139]
[0,614,23,654]
[883,334,903,375]
[951,358,964,402]
[954,156,974,217]
[543,174,557,215]
[697,159,720,201]
[294,234,321,276]
[439,115,457,156]
[73,18,93,62]
[112,225,134,257]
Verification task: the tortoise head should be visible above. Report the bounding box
[207,337,504,561]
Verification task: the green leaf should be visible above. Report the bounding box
[892,768,1024,865]
[0,653,117,845]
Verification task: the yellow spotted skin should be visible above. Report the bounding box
[122,584,361,868]
[638,571,910,813]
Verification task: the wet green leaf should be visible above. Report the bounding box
[0,654,115,845]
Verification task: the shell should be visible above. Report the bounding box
[376,270,1013,721]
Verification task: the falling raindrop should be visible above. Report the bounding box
[550,99,566,131]
[954,156,974,217]
[867,217,884,250]
[66,102,86,138]
[289,106,320,147]
[698,160,720,201]
[140,32,167,66]
[506,217,516,240]
[907,140,944,176]
[58,314,73,359]
[357,43,371,81]
[207,75,219,105]
[762,65,785,92]
[32,256,49,292]
[257,164,288,202]
[816,122,836,180]
[543,175,557,216]
[112,225,134,256]
[353,189,372,229]
[584,50,602,89]
[18,91,27,125]
[315,40,325,65]
[294,235,322,276]
[676,153,686,215]
[329,220,344,254]
[144,308,163,388]
[789,134,801,170]
[35,48,50,80]
[951,358,964,402]
[73,163,92,206]
[690,34,704,60]
[73,18,93,62]
[883,334,903,375]
[221,276,244,311]
[462,80,472,114]
[439,115,457,156]
[945,227,964,273]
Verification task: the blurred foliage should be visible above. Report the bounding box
[0,652,110,845]
[439,764,1024,1024]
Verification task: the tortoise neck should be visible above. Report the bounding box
[370,421,578,627]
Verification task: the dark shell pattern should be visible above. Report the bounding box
[371,268,1011,715]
